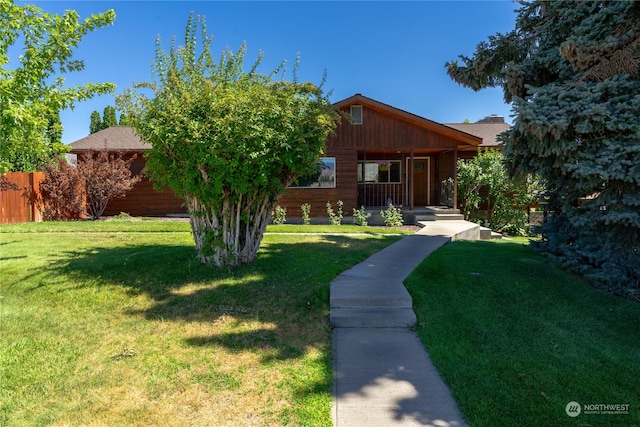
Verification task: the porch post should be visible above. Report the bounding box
[409,149,414,211]
[453,148,458,210]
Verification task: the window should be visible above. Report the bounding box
[350,105,363,125]
[357,160,401,183]
[289,157,336,188]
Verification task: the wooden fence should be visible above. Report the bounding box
[0,172,44,224]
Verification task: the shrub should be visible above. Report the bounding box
[352,206,371,226]
[380,203,404,227]
[441,177,454,207]
[326,200,343,225]
[271,205,286,225]
[78,149,141,220]
[39,149,141,221]
[39,157,84,220]
[301,203,311,225]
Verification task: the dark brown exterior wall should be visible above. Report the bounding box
[278,147,357,217]
[77,152,187,217]
[329,108,463,151]
[434,151,457,206]
[278,107,464,215]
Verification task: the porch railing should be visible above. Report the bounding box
[357,183,403,207]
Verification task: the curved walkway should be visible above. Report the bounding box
[330,221,478,427]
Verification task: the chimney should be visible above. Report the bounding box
[476,114,505,124]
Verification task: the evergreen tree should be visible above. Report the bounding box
[45,112,62,146]
[118,111,130,126]
[446,1,640,296]
[90,110,102,134]
[102,105,117,129]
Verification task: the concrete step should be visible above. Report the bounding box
[480,226,502,240]
[330,308,416,328]
[416,213,465,221]
[330,277,413,309]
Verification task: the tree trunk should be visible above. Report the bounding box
[185,193,275,268]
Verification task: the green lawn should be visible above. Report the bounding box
[405,238,640,427]
[0,222,401,426]
[0,219,413,235]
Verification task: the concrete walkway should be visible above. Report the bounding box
[331,221,479,427]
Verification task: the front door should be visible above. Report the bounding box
[412,158,430,206]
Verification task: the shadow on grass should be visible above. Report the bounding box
[47,234,392,363]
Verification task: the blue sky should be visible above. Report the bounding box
[24,1,519,144]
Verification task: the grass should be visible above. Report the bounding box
[0,221,401,426]
[405,238,640,427]
[0,219,413,235]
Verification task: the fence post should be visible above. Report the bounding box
[30,172,44,222]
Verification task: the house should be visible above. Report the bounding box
[277,94,485,217]
[68,126,186,216]
[67,95,509,219]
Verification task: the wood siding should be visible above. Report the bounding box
[0,172,44,224]
[328,107,463,152]
[277,103,472,215]
[278,147,357,217]
[71,152,187,217]
[102,155,186,216]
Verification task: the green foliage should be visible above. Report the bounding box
[102,105,117,128]
[0,1,116,172]
[89,110,102,134]
[118,111,130,126]
[118,14,339,267]
[440,177,454,207]
[447,1,640,293]
[457,149,541,235]
[352,205,370,227]
[380,203,404,227]
[271,205,287,225]
[326,200,343,225]
[301,203,311,225]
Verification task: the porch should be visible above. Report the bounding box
[356,149,459,210]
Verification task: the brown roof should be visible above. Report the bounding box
[68,126,150,153]
[334,94,482,148]
[445,116,511,149]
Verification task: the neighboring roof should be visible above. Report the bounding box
[334,94,482,147]
[446,115,511,148]
[68,126,149,152]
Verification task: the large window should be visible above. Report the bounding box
[289,157,336,188]
[357,160,401,183]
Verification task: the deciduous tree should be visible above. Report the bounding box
[0,0,115,172]
[447,1,640,295]
[457,148,541,235]
[119,14,339,267]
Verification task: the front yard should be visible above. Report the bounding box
[405,238,640,427]
[2,221,637,426]
[0,222,400,426]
